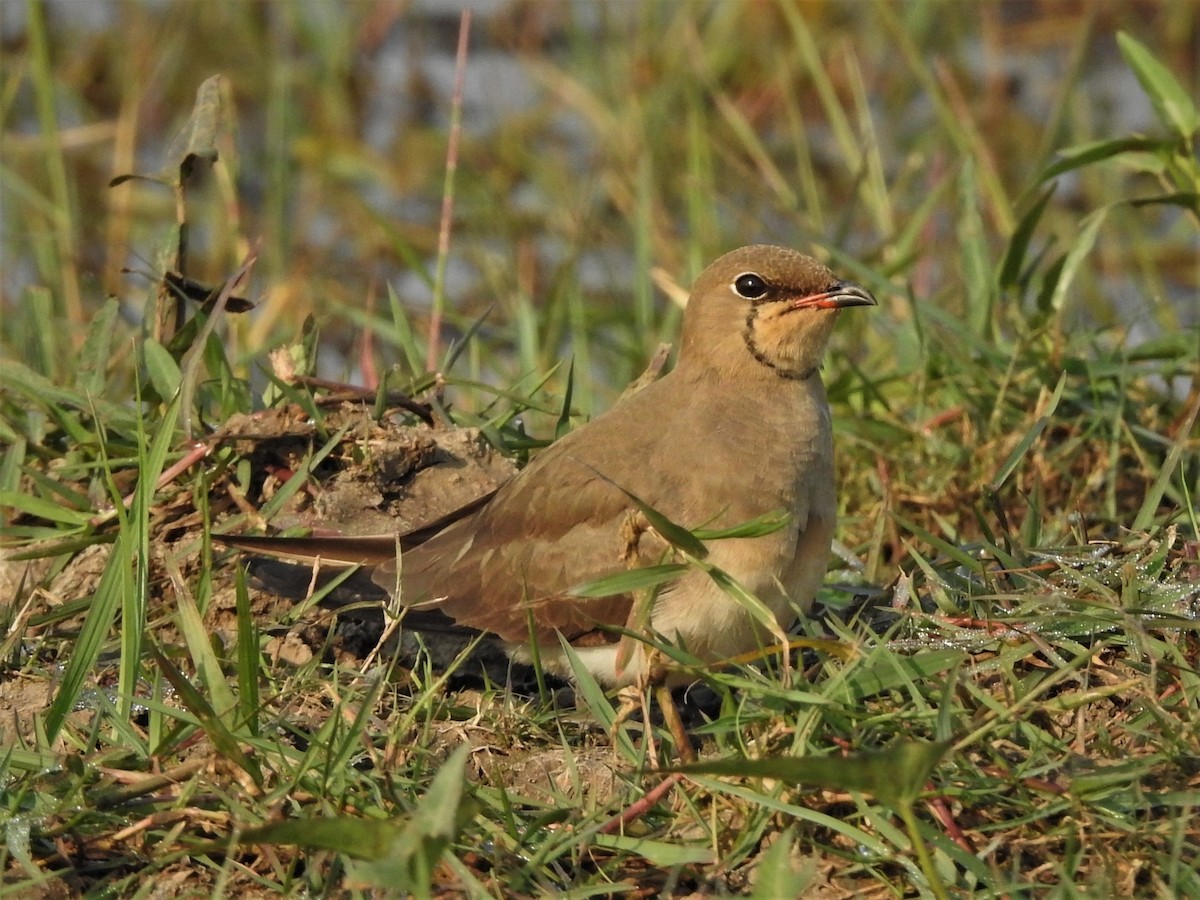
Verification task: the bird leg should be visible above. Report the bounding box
[611,683,657,762]
[608,650,697,765]
[612,514,700,762]
[654,679,697,765]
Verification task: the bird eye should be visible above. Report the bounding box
[733,272,770,300]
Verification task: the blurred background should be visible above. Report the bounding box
[3,7,1197,892]
[1,0,1196,417]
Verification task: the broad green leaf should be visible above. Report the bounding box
[123,393,181,721]
[557,633,639,759]
[693,510,791,541]
[999,184,1055,289]
[620,489,708,559]
[1125,333,1196,361]
[570,563,688,598]
[234,567,261,736]
[0,437,22,493]
[753,828,819,897]
[0,490,92,526]
[142,337,181,402]
[1038,136,1171,182]
[171,560,240,723]
[674,739,952,809]
[891,514,982,573]
[348,745,477,892]
[576,464,709,560]
[1117,31,1198,138]
[0,359,136,431]
[376,281,426,376]
[840,649,968,702]
[1069,757,1157,798]
[591,833,714,866]
[42,528,132,742]
[1128,191,1200,212]
[1047,205,1108,314]
[24,467,93,511]
[75,298,121,397]
[243,816,408,859]
[243,816,399,859]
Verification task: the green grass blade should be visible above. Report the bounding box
[42,529,133,743]
[672,739,952,809]
[570,563,689,598]
[1133,393,1200,530]
[1116,31,1199,138]
[233,567,261,736]
[123,392,181,720]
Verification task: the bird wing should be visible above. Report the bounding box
[378,381,696,645]
[222,377,696,646]
[377,440,647,645]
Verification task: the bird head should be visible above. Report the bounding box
[678,245,876,381]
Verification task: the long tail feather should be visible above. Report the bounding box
[215,532,400,565]
[213,486,498,564]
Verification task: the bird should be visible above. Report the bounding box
[220,245,875,689]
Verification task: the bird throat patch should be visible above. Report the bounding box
[742,305,817,381]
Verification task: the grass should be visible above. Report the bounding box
[2,2,1198,896]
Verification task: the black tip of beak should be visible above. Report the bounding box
[827,281,877,308]
[792,280,877,311]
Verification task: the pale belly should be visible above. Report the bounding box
[522,510,835,687]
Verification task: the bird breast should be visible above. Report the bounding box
[647,374,837,658]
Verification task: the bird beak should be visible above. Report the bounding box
[790,280,877,310]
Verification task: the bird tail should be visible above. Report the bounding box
[214,532,478,636]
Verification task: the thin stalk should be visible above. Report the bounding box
[426,9,472,372]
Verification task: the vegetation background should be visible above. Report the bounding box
[1,1,1197,896]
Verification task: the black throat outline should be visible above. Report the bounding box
[742,304,817,382]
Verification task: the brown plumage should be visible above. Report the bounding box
[220,245,875,685]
